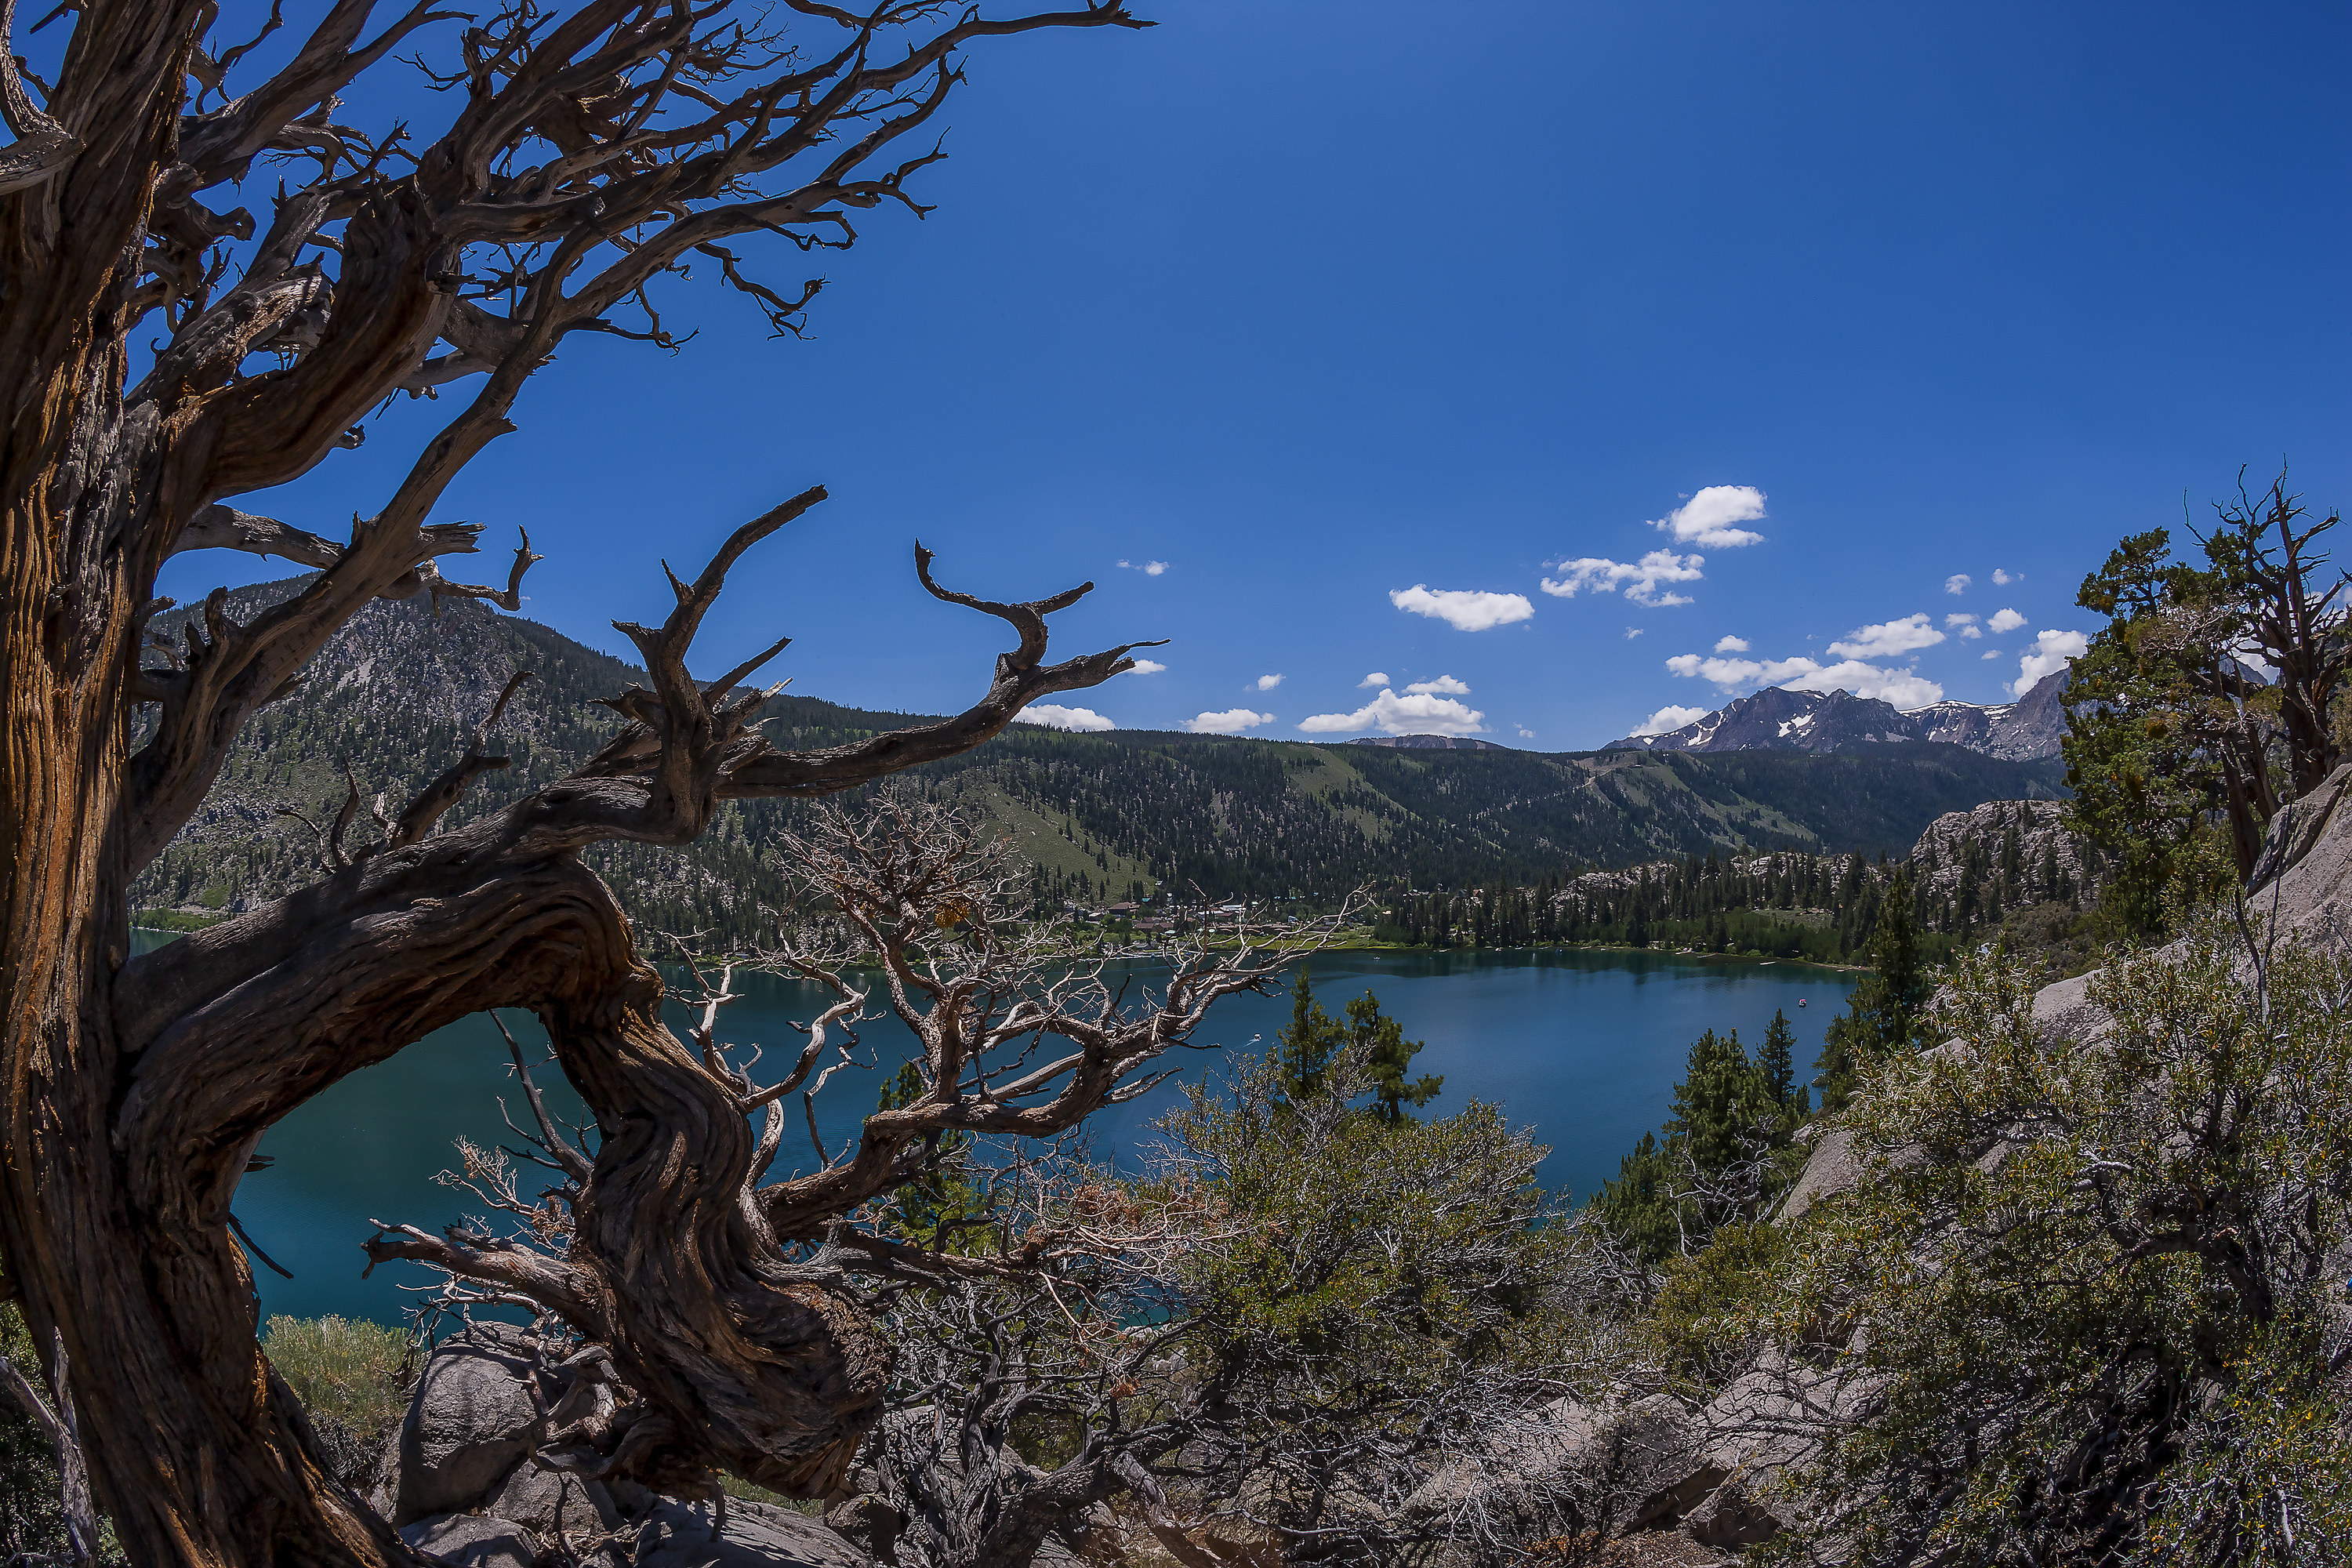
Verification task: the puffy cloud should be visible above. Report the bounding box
[1255,673,1284,691]
[1826,612,1944,660]
[2013,629,2087,696]
[1631,703,1711,737]
[1298,688,1487,736]
[1019,703,1115,732]
[1516,726,1536,739]
[1714,633,1751,653]
[1403,674,1470,695]
[1987,607,2027,633]
[1945,573,1973,595]
[1540,550,1705,608]
[1993,568,2017,586]
[1651,485,1767,548]
[1983,648,2002,659]
[1665,652,1944,707]
[1784,661,1944,706]
[1946,613,1982,640]
[1390,584,1536,630]
[1624,626,1645,640]
[1182,708,1276,735]
[1124,659,1167,675]
[1117,558,1169,575]
[1358,671,1391,688]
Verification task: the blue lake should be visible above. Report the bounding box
[129,933,1849,1325]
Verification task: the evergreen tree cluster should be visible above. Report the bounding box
[1386,848,1952,966]
[1594,1008,1813,1264]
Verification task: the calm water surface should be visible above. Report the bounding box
[129,933,1849,1323]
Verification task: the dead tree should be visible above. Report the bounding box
[387,796,1311,1565]
[0,4,1152,1565]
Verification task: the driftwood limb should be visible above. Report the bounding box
[0,1331,100,1566]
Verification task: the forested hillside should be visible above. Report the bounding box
[136,580,2063,944]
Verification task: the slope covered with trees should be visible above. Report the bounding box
[137,579,2066,945]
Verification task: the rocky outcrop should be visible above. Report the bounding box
[1788,763,2352,1226]
[1396,1351,1880,1555]
[1906,797,2092,909]
[377,1323,873,1568]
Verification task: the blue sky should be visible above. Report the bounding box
[160,2,2352,749]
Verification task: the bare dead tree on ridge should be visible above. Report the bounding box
[0,3,1153,1564]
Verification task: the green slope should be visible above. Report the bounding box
[132,579,2063,942]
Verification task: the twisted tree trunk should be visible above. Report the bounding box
[0,5,1152,1559]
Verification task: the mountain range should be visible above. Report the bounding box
[134,579,2067,944]
[1603,669,2070,760]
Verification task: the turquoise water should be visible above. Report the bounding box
[128,933,1848,1324]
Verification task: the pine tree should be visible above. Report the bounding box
[1275,970,1348,1102]
[1346,991,1443,1123]
[1760,1007,1807,1117]
[1276,972,1439,1123]
[1817,866,1929,1110]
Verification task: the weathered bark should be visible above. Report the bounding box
[0,3,1153,1563]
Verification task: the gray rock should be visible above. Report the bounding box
[394,1323,549,1526]
[400,1513,539,1568]
[1401,1392,1700,1540]
[633,1497,873,1568]
[488,1448,622,1535]
[1775,1125,1862,1224]
[2249,763,2352,897]
[1400,1396,1602,1521]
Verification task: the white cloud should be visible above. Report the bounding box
[2013,629,2086,696]
[1944,612,1976,626]
[1255,673,1284,691]
[1992,568,2016,586]
[1987,607,2027,633]
[1826,612,1944,660]
[1631,704,1711,737]
[1403,674,1470,695]
[1714,634,1751,654]
[1298,688,1487,736]
[1983,648,2002,659]
[1390,585,1535,631]
[1019,703,1116,732]
[1624,626,1645,640]
[1124,659,1167,675]
[1116,558,1170,576]
[1945,613,1981,640]
[1358,671,1390,688]
[1516,726,1536,739]
[1652,485,1768,548]
[1540,550,1705,608]
[1181,708,1276,735]
[1791,661,1944,706]
[1945,573,1972,596]
[1958,624,1982,639]
[1665,652,1944,707]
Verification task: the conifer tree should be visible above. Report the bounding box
[1817,866,1929,1110]
[1348,991,1443,1123]
[1276,972,1440,1122]
[1276,969,1348,1101]
[1760,1007,1807,1117]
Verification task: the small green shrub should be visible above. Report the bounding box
[260,1315,416,1443]
[1644,1219,1790,1388]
